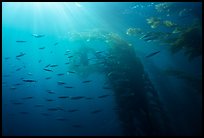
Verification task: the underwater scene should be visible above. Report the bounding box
[2,2,202,136]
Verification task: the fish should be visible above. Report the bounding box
[102,87,112,90]
[67,71,75,74]
[48,107,64,111]
[64,86,74,89]
[58,96,69,99]
[112,107,121,111]
[34,104,44,107]
[41,113,51,116]
[48,91,55,94]
[57,81,66,85]
[50,64,58,67]
[19,111,29,114]
[32,34,45,38]
[139,32,153,39]
[21,96,33,100]
[46,99,56,102]
[72,125,82,128]
[70,96,85,100]
[38,47,45,50]
[145,51,161,58]
[16,67,22,71]
[38,60,42,63]
[10,87,17,90]
[4,57,10,60]
[57,73,64,76]
[82,80,92,83]
[45,64,50,68]
[68,56,73,58]
[54,42,58,46]
[3,75,10,77]
[95,51,104,54]
[143,35,159,42]
[43,68,53,72]
[27,73,32,76]
[22,79,37,82]
[65,62,70,64]
[16,40,27,43]
[66,50,71,53]
[91,109,103,114]
[16,52,26,58]
[12,102,23,105]
[85,97,93,100]
[56,117,67,121]
[45,77,52,79]
[68,109,79,112]
[98,95,110,98]
[14,83,23,86]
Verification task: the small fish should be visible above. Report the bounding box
[74,64,80,67]
[57,81,66,85]
[16,52,26,58]
[72,125,82,128]
[41,113,51,116]
[16,67,22,71]
[68,56,73,58]
[102,87,112,90]
[43,68,53,72]
[27,73,32,76]
[19,111,29,114]
[66,50,71,53]
[21,96,33,100]
[38,60,42,63]
[65,62,70,64]
[50,64,58,67]
[56,117,67,121]
[45,77,52,79]
[112,107,121,111]
[48,91,55,94]
[98,95,110,98]
[64,86,74,89]
[68,109,79,112]
[70,96,84,100]
[45,64,50,68]
[82,80,92,83]
[3,75,10,77]
[145,51,161,58]
[22,79,37,82]
[14,83,22,86]
[46,99,56,102]
[58,96,69,99]
[4,57,10,60]
[67,71,75,74]
[38,47,45,50]
[10,87,16,90]
[95,51,104,54]
[16,40,27,43]
[32,34,45,38]
[91,109,102,114]
[85,97,93,100]
[54,42,58,46]
[34,104,44,107]
[12,102,23,105]
[48,107,64,111]
[57,73,64,76]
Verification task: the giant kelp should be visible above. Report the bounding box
[67,30,172,135]
[169,24,202,60]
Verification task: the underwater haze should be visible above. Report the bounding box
[2,2,202,136]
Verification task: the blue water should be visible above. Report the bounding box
[2,2,202,136]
